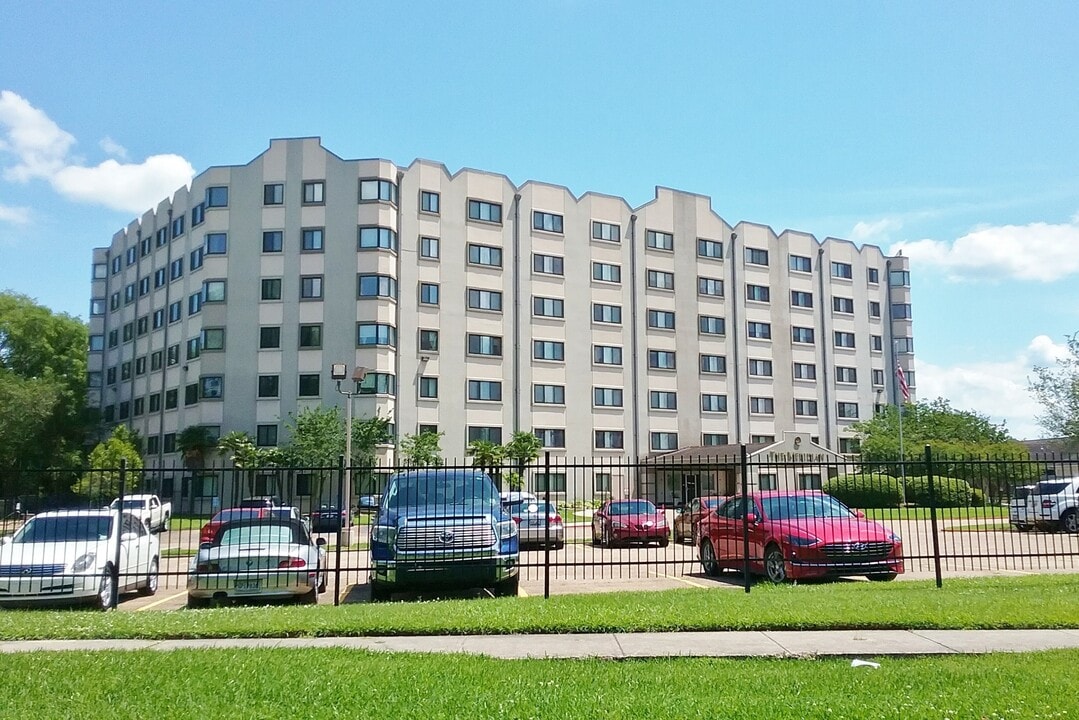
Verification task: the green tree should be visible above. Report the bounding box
[1029,332,1079,447]
[399,430,444,467]
[218,430,284,497]
[176,425,218,470]
[282,407,344,467]
[466,439,505,474]
[72,426,144,500]
[502,430,543,490]
[351,416,393,496]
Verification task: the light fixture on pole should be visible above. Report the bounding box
[332,363,368,528]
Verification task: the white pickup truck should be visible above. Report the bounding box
[110,494,172,533]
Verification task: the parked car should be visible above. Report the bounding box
[200,506,303,544]
[368,469,519,601]
[0,509,159,609]
[500,490,538,506]
[673,496,724,544]
[109,494,172,533]
[1031,478,1079,533]
[509,499,564,549]
[1008,484,1036,532]
[238,496,283,509]
[187,517,327,608]
[697,491,904,583]
[591,499,669,547]
[358,495,382,513]
[308,504,347,533]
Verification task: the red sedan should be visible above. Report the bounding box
[592,499,669,547]
[697,491,903,583]
[199,508,267,544]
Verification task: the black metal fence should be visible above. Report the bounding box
[2,446,1077,609]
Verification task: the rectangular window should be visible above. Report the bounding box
[872,369,885,386]
[890,270,911,286]
[869,301,881,318]
[298,374,321,397]
[357,274,397,299]
[185,338,201,361]
[745,248,769,265]
[895,337,914,353]
[420,236,439,259]
[200,376,223,399]
[301,228,324,252]
[260,326,281,349]
[468,288,503,311]
[701,394,728,413]
[148,394,161,413]
[188,293,202,315]
[420,190,440,214]
[467,334,502,357]
[794,362,817,380]
[121,361,132,380]
[257,375,280,398]
[594,430,624,450]
[651,432,678,451]
[831,261,853,279]
[534,429,566,449]
[533,253,564,276]
[205,233,227,255]
[533,384,565,404]
[262,231,283,253]
[702,433,729,446]
[136,316,148,336]
[748,359,773,377]
[358,226,397,250]
[109,292,119,311]
[205,186,228,207]
[191,203,205,226]
[151,309,164,330]
[168,301,182,323]
[892,303,913,319]
[789,254,812,272]
[698,315,726,336]
[747,321,771,339]
[532,296,564,318]
[871,335,884,352]
[150,351,163,371]
[189,248,204,271]
[698,276,723,297]
[698,238,723,259]
[648,270,675,290]
[111,256,121,274]
[419,282,439,305]
[203,280,226,303]
[124,284,135,303]
[93,262,107,279]
[648,350,676,370]
[746,284,770,302]
[836,366,858,383]
[261,278,282,300]
[140,237,151,256]
[419,329,439,352]
[833,296,855,313]
[592,221,620,243]
[126,246,137,265]
[648,309,675,329]
[138,277,150,296]
[533,211,564,233]
[167,344,180,366]
[299,324,322,349]
[594,472,612,492]
[795,399,818,417]
[256,425,278,447]
[468,243,503,267]
[791,290,813,308]
[202,328,225,351]
[868,267,880,284]
[792,327,815,344]
[593,345,623,366]
[592,262,621,283]
[302,181,324,204]
[750,397,774,414]
[359,178,397,203]
[837,402,860,419]
[467,426,503,444]
[593,387,623,407]
[533,340,565,361]
[592,303,622,324]
[646,230,674,250]
[468,199,502,223]
[264,183,284,205]
[170,258,183,280]
[300,275,323,299]
[467,380,502,402]
[650,390,677,410]
[357,323,396,347]
[154,268,166,288]
[419,377,438,399]
[834,331,856,348]
[700,354,727,374]
[165,389,178,410]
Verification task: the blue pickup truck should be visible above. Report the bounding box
[368,468,520,601]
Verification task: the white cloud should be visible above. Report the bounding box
[890,217,1079,282]
[915,335,1075,440]
[0,90,194,214]
[0,203,30,224]
[849,217,902,244]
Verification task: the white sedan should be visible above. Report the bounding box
[0,509,160,609]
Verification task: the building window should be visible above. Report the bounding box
[534,430,566,450]
[420,190,440,214]
[836,366,858,383]
[419,282,439,305]
[357,323,396,347]
[90,299,105,316]
[263,231,283,253]
[699,315,726,336]
[745,247,769,265]
[868,267,880,284]
[260,326,281,349]
[594,430,624,450]
[748,359,773,377]
[698,276,723,297]
[205,233,227,255]
[747,321,771,339]
[592,221,620,243]
[358,226,397,251]
[701,394,727,413]
[702,433,729,446]
[648,270,675,290]
[358,274,397,299]
[168,301,182,323]
[892,303,913,319]
[700,354,726,374]
[258,375,280,398]
[651,432,678,451]
[189,248,204,271]
[419,377,438,399]
[468,243,503,267]
[648,350,676,370]
[831,261,853,279]
[746,284,770,302]
[468,199,502,223]
[533,211,564,233]
[792,327,815,344]
[298,374,321,397]
[871,335,884,352]
[837,402,860,419]
[648,309,675,330]
[532,296,563,318]
[200,376,223,400]
[594,472,612,492]
[758,473,778,491]
[261,278,282,301]
[302,181,325,204]
[468,426,503,444]
[148,394,161,413]
[794,362,817,380]
[593,262,621,283]
[264,183,284,205]
[165,389,178,410]
[302,228,324,252]
[170,258,183,280]
[256,425,278,447]
[419,329,439,352]
[191,203,205,226]
[795,399,818,417]
[121,361,132,380]
[139,277,151,296]
[188,293,202,315]
[150,351,163,371]
[698,238,723,259]
[359,178,397,203]
[533,384,565,405]
[833,296,855,314]
[533,340,565,361]
[750,397,774,414]
[205,186,228,208]
[872,369,885,386]
[593,387,623,407]
[467,380,502,402]
[300,276,324,299]
[467,333,502,357]
[124,284,135,304]
[468,288,503,312]
[592,303,622,324]
[154,268,166,288]
[203,280,226,303]
[111,256,121,274]
[650,391,677,410]
[93,262,107,279]
[789,254,812,273]
[895,337,914,353]
[646,230,674,251]
[126,246,137,265]
[420,236,439,259]
[834,331,856,349]
[533,253,564,276]
[89,334,104,351]
[185,338,200,361]
[869,301,881,318]
[360,372,397,397]
[202,328,225,351]
[791,290,813,308]
[167,344,180,366]
[140,237,152,256]
[890,269,911,287]
[299,324,322,349]
[593,345,622,366]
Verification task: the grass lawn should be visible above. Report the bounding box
[0,648,1074,719]
[861,506,1008,520]
[2,575,1079,641]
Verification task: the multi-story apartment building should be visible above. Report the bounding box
[88,137,915,476]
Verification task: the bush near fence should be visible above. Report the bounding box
[823,473,904,509]
[904,475,973,508]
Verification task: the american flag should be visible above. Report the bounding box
[896,363,911,402]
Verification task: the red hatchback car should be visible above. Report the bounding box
[592,499,669,547]
[697,491,903,583]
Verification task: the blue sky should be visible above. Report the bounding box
[1,2,1076,440]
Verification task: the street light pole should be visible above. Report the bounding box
[331,363,368,530]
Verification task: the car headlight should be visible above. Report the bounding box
[785,534,820,547]
[889,532,903,544]
[611,521,626,529]
[371,524,397,545]
[72,552,97,573]
[496,519,518,540]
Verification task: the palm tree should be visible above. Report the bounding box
[176,425,217,470]
[466,439,505,477]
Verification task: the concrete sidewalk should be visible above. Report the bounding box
[3,629,1079,658]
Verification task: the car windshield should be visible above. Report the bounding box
[13,515,112,543]
[110,499,145,509]
[760,495,854,521]
[385,473,499,511]
[215,524,298,547]
[701,498,719,509]
[1034,482,1069,495]
[609,500,656,515]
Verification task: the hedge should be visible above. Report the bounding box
[903,475,973,508]
[823,473,903,509]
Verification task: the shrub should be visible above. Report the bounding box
[823,473,903,509]
[970,487,987,507]
[903,475,973,508]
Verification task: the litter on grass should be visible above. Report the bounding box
[850,659,881,669]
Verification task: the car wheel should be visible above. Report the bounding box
[1015,523,1033,533]
[552,541,564,551]
[95,569,115,610]
[138,557,159,597]
[297,587,318,605]
[1062,510,1079,534]
[699,539,720,577]
[601,526,613,547]
[591,524,601,545]
[764,545,789,584]
[317,566,327,594]
[867,572,898,582]
[369,579,392,603]
[493,575,519,597]
[186,594,210,609]
[658,536,669,548]
[160,516,169,533]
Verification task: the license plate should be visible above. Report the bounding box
[234,579,261,592]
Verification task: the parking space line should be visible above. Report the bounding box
[135,590,186,611]
[650,571,710,589]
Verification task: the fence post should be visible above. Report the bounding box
[543,450,551,600]
[334,455,344,607]
[925,444,943,588]
[741,444,751,594]
[111,459,126,610]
